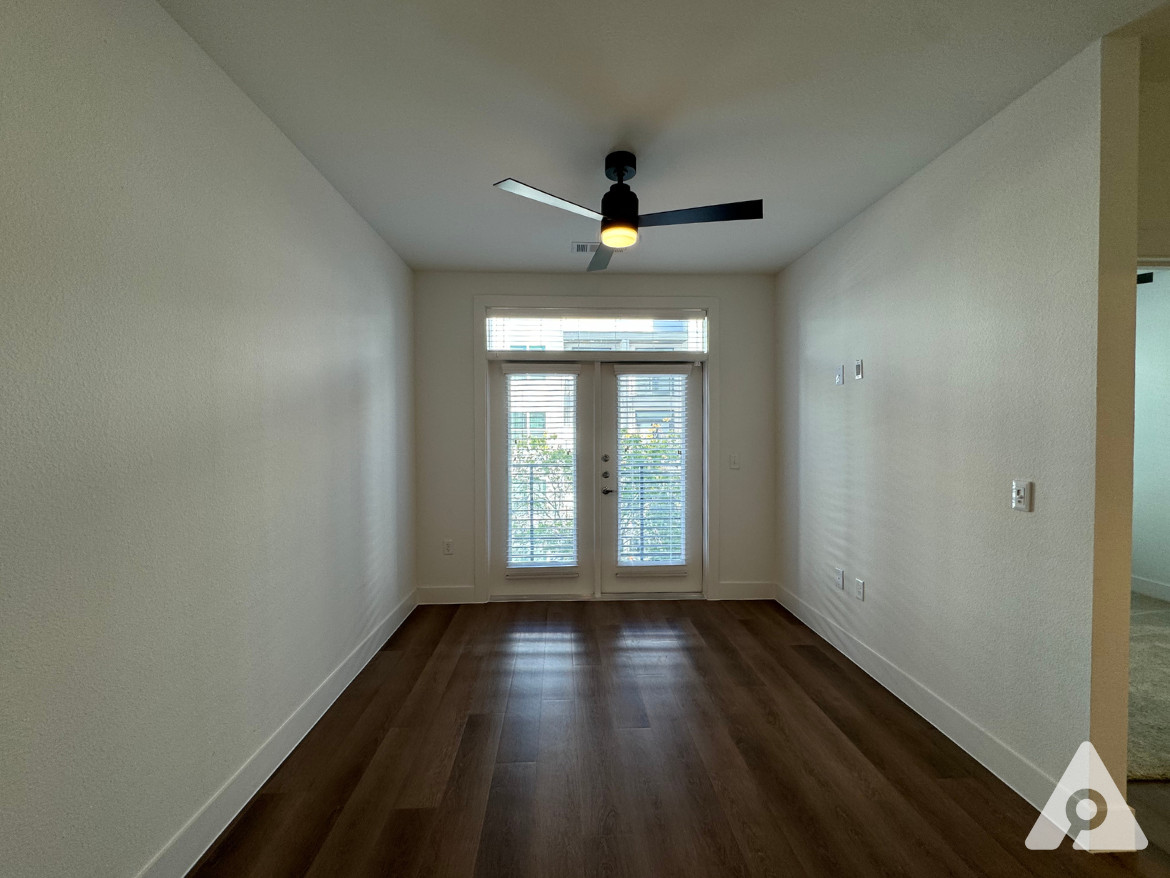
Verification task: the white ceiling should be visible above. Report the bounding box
[158,0,1163,273]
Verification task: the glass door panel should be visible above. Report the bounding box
[489,364,594,597]
[599,364,702,594]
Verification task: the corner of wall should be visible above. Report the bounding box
[136,591,418,878]
[1089,32,1141,796]
[775,586,1059,809]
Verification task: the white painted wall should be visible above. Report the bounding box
[775,43,1132,807]
[1133,271,1170,594]
[0,1,414,876]
[414,272,776,600]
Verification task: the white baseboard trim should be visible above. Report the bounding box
[716,581,778,600]
[419,583,776,603]
[135,589,418,878]
[417,584,479,604]
[1132,575,1170,603]
[776,586,1056,811]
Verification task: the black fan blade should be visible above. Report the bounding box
[639,199,763,228]
[494,178,603,221]
[586,245,614,272]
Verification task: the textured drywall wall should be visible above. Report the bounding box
[776,43,1122,804]
[413,272,776,597]
[0,1,414,876]
[1134,271,1170,588]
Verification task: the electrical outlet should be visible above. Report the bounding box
[835,567,845,589]
[835,365,844,385]
[854,578,865,600]
[442,538,454,556]
[1011,480,1033,512]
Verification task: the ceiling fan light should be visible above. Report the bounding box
[600,224,638,249]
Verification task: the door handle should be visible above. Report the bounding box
[602,488,614,495]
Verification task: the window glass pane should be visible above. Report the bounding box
[616,373,687,566]
[487,311,707,352]
[506,373,577,567]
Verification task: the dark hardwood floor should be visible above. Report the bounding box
[189,600,1170,877]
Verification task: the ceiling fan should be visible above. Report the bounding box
[494,151,764,271]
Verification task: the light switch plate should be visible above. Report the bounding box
[854,359,864,380]
[1011,480,1033,512]
[729,452,741,470]
[835,567,845,589]
[835,365,844,385]
[854,578,865,600]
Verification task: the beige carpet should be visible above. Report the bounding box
[1129,592,1170,779]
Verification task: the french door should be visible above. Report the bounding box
[488,361,703,597]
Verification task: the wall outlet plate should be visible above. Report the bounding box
[835,567,845,589]
[835,365,844,385]
[442,538,454,555]
[854,578,865,600]
[1011,480,1033,512]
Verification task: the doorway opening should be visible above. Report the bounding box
[1129,267,1170,780]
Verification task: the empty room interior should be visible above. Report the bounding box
[7,0,1170,875]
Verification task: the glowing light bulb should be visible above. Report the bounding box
[600,224,638,249]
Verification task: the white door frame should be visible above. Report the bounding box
[472,295,720,602]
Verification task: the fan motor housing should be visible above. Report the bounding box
[601,182,639,232]
[605,150,636,182]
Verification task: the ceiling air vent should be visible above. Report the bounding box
[572,242,600,254]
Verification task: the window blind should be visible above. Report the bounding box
[506,372,577,568]
[487,309,707,352]
[616,371,687,566]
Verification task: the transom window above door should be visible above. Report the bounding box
[486,308,708,353]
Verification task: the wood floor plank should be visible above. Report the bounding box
[473,761,539,878]
[678,609,980,876]
[189,600,1170,878]
[261,650,402,794]
[412,712,505,878]
[589,610,651,729]
[382,604,459,654]
[711,604,1029,877]
[496,605,546,764]
[531,698,585,877]
[467,603,517,716]
[393,712,470,810]
[361,807,437,878]
[390,604,479,730]
[1133,783,1170,857]
[187,792,305,877]
[302,726,418,877]
[642,712,754,878]
[790,635,975,779]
